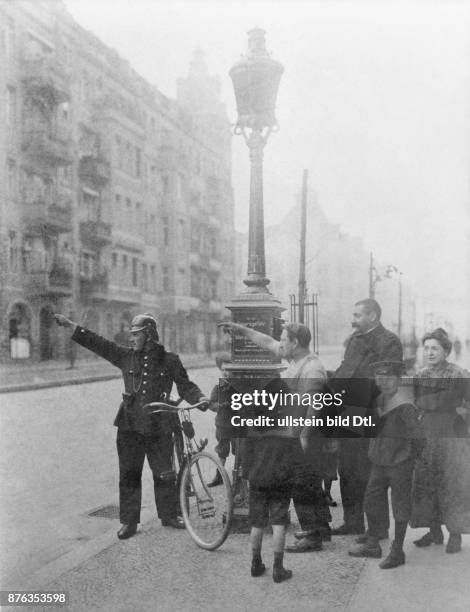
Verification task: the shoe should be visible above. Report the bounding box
[332,524,365,536]
[325,493,337,507]
[117,523,137,539]
[355,531,388,544]
[413,530,444,547]
[161,517,185,529]
[251,562,266,577]
[446,534,462,554]
[285,536,322,553]
[294,528,331,542]
[207,472,223,487]
[348,542,382,558]
[379,545,405,569]
[273,567,293,583]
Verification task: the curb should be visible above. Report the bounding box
[0,363,214,394]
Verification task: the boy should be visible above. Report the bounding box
[207,353,237,486]
[349,360,425,568]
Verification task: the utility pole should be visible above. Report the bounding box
[397,272,403,338]
[298,169,308,323]
[369,252,375,299]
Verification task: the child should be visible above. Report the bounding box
[207,353,236,486]
[349,360,425,569]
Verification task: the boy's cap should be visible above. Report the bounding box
[371,360,405,376]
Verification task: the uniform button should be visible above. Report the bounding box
[144,356,148,360]
[144,372,148,377]
[143,381,147,385]
[142,390,146,395]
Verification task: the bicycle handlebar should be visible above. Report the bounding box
[143,400,208,414]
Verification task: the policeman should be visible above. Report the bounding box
[55,313,209,539]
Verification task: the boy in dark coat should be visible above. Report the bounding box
[349,360,425,568]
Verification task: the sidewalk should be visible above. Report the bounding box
[0,353,215,394]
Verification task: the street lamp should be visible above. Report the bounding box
[225,29,284,531]
[229,27,283,292]
[226,28,284,375]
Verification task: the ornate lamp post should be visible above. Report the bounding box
[225,28,284,530]
[227,28,284,380]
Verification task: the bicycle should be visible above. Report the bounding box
[143,399,233,550]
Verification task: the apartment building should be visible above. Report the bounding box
[0,1,235,361]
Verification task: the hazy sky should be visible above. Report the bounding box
[64,0,470,330]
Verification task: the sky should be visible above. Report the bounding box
[64,0,470,332]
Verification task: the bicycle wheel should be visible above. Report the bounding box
[180,451,233,550]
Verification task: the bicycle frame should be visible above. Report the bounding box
[143,399,233,549]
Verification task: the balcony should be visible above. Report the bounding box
[79,156,111,186]
[93,94,145,129]
[80,270,109,300]
[23,197,72,234]
[25,257,73,296]
[21,54,70,104]
[107,284,142,305]
[22,126,73,165]
[80,220,112,247]
[113,230,145,253]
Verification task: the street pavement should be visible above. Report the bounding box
[1,349,470,610]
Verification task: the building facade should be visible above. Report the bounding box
[0,1,235,361]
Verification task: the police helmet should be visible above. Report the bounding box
[130,314,159,341]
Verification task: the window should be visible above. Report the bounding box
[162,266,169,292]
[7,159,16,199]
[112,253,117,268]
[9,231,18,272]
[210,277,218,300]
[142,263,148,291]
[135,202,141,235]
[80,252,96,279]
[163,217,169,246]
[150,264,156,292]
[115,194,121,226]
[178,219,185,244]
[162,176,169,195]
[132,258,138,287]
[125,198,133,232]
[135,147,141,178]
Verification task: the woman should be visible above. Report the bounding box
[411,328,470,553]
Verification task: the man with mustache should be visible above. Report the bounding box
[329,299,403,537]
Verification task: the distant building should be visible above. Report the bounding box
[236,192,371,347]
[0,1,235,361]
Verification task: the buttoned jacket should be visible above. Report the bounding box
[329,323,403,434]
[72,326,204,436]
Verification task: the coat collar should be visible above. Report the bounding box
[377,385,415,417]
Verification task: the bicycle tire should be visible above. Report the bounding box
[179,451,233,550]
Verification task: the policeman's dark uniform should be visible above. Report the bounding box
[72,326,205,525]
